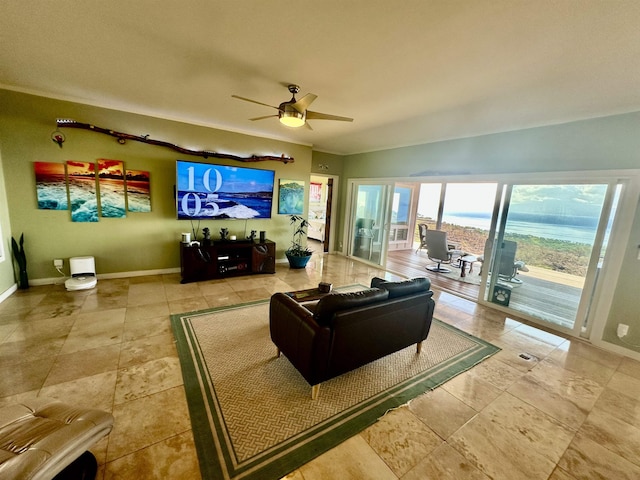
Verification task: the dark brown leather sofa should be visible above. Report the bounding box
[269,277,436,399]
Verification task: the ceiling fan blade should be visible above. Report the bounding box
[306,110,354,122]
[291,93,317,113]
[231,95,280,110]
[250,115,278,121]
[304,121,313,131]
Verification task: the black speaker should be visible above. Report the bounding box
[259,231,266,242]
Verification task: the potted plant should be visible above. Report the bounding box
[285,215,313,269]
[11,233,28,289]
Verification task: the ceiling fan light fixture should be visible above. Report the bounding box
[279,104,305,127]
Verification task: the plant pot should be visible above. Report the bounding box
[286,252,312,269]
[18,269,29,289]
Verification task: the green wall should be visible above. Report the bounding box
[0,147,15,295]
[0,89,312,282]
[342,112,640,178]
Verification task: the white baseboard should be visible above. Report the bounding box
[0,283,17,303]
[28,267,182,286]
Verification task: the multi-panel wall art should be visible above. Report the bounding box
[34,160,151,222]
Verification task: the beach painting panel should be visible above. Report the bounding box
[67,161,98,222]
[34,161,68,210]
[98,159,126,218]
[126,169,151,212]
[278,179,305,214]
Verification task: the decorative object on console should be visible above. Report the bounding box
[247,230,257,242]
[202,227,211,246]
[259,231,266,243]
[220,228,229,240]
[11,233,28,289]
[285,214,312,269]
[56,119,294,163]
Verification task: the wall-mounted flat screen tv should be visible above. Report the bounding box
[176,160,275,220]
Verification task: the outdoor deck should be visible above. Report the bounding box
[386,248,583,330]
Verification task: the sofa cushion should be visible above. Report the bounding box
[313,288,389,325]
[370,277,431,298]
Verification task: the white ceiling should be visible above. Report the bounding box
[2,1,640,155]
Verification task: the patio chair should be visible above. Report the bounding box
[416,223,429,253]
[424,229,461,273]
[478,239,528,284]
[497,240,528,284]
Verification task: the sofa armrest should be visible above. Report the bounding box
[269,293,331,385]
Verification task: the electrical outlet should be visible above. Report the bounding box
[53,259,63,268]
[617,323,629,338]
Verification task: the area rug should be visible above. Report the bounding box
[170,286,500,480]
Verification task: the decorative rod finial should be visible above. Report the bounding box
[51,130,65,148]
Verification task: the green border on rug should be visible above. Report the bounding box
[171,293,500,480]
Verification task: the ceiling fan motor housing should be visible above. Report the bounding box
[279,102,306,126]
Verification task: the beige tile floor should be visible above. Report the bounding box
[1,253,639,480]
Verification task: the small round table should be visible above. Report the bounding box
[459,254,477,278]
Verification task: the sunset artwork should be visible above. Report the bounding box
[66,160,98,222]
[126,169,151,212]
[34,162,68,210]
[98,159,126,218]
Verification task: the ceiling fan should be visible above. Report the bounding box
[231,84,353,129]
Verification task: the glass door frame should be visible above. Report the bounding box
[345,179,394,267]
[348,169,640,347]
[480,175,634,340]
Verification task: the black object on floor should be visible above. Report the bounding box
[53,451,98,480]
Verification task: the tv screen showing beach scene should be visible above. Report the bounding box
[176,160,275,220]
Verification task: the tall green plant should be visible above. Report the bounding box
[286,215,312,257]
[11,233,28,289]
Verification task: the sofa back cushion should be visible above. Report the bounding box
[370,277,431,298]
[313,288,389,326]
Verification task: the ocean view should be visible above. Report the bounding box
[444,213,597,245]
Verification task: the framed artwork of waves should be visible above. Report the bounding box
[34,162,68,210]
[98,159,126,218]
[126,169,151,212]
[66,161,98,222]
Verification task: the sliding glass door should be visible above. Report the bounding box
[347,181,393,266]
[485,182,616,336]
